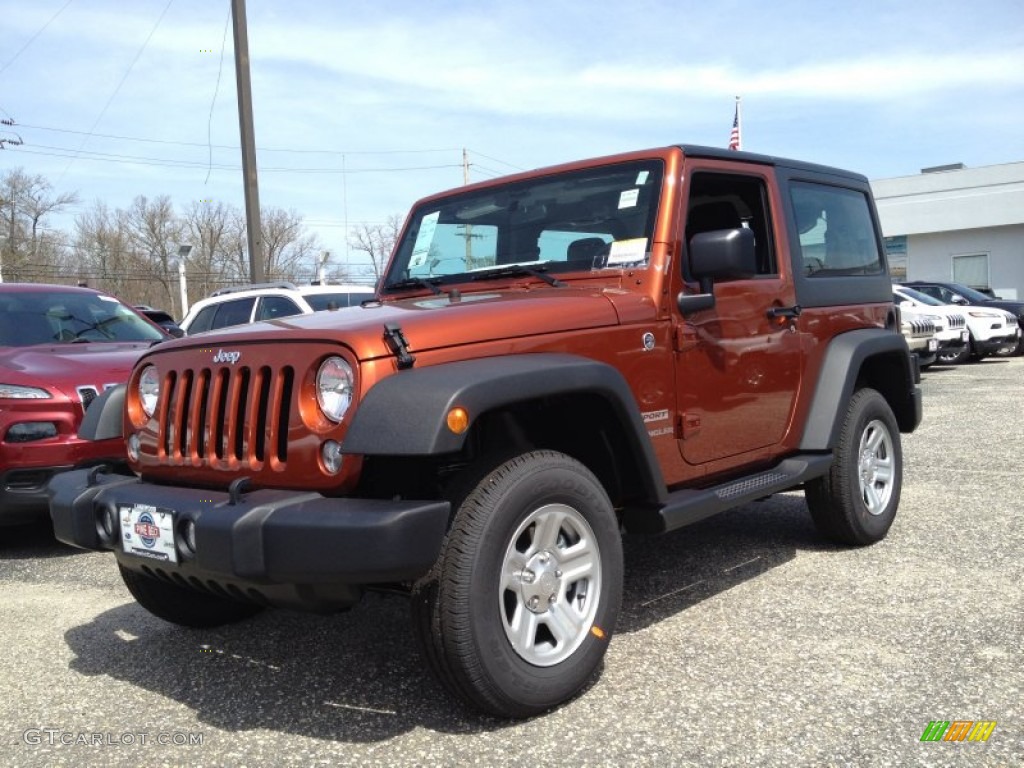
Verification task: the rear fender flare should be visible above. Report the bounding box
[799,329,921,450]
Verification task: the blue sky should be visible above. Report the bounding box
[2,0,1023,275]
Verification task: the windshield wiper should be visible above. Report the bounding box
[385,276,443,295]
[470,265,566,287]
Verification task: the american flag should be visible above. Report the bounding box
[728,100,741,151]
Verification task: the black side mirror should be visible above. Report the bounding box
[677,227,757,315]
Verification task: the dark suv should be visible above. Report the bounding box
[902,280,1024,356]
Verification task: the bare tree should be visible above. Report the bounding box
[261,207,321,282]
[74,202,136,299]
[126,195,186,315]
[347,214,402,285]
[182,200,240,298]
[1,168,77,282]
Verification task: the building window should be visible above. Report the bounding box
[951,253,989,290]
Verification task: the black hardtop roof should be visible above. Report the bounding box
[677,144,869,183]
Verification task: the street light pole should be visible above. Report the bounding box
[177,245,192,317]
[231,0,264,283]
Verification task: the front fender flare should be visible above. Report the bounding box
[343,353,667,500]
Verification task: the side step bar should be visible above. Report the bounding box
[627,454,834,534]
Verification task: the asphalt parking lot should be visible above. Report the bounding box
[2,357,1022,767]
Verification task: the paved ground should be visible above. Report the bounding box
[2,357,1021,767]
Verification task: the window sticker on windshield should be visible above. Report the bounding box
[618,189,640,209]
[635,170,649,185]
[409,211,440,268]
[607,238,648,265]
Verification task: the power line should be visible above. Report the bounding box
[19,122,462,156]
[467,149,526,172]
[12,144,463,174]
[57,0,175,182]
[205,2,233,184]
[0,0,75,76]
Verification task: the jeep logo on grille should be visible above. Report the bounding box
[212,349,241,364]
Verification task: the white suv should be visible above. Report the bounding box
[892,287,968,364]
[180,282,375,335]
[894,285,1016,364]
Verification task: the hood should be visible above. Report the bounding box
[982,298,1024,320]
[0,341,155,397]
[162,288,626,361]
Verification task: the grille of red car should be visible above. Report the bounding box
[77,386,99,412]
[157,364,294,469]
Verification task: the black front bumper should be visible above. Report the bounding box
[48,469,450,610]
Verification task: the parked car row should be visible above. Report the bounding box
[894,283,1022,368]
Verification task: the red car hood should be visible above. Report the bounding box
[0,341,154,398]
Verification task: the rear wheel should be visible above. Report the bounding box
[806,388,902,545]
[412,450,622,719]
[119,564,263,628]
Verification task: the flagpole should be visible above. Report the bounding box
[735,95,742,151]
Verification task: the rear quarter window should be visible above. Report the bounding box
[790,183,882,277]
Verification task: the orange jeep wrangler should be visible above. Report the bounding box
[50,145,921,718]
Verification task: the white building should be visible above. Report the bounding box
[871,161,1024,300]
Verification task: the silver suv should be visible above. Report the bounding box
[180,282,375,335]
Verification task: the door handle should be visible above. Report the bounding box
[766,305,802,320]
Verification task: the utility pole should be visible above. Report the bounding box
[232,0,264,283]
[462,149,473,267]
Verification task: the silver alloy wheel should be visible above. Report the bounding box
[499,503,602,667]
[858,418,895,516]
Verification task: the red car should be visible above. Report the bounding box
[0,284,167,525]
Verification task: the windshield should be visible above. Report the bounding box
[383,160,664,291]
[0,291,166,347]
[896,286,943,306]
[948,283,996,303]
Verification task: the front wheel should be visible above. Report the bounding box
[412,450,623,719]
[937,344,969,365]
[806,388,903,545]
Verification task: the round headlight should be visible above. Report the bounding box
[316,356,354,423]
[138,365,160,417]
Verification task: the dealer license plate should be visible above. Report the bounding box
[120,504,178,563]
[927,338,938,352]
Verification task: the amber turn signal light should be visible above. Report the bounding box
[446,407,469,434]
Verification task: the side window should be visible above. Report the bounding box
[685,172,777,275]
[212,297,256,330]
[790,183,882,276]
[187,305,218,334]
[256,296,301,321]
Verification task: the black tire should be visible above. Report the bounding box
[411,450,622,719]
[936,344,969,365]
[119,564,263,628]
[805,388,903,546]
